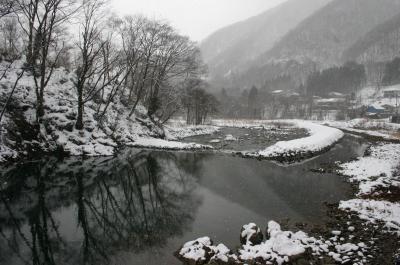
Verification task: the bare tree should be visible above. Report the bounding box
[120,17,203,120]
[0,17,20,59]
[182,78,218,125]
[0,70,25,146]
[74,0,106,130]
[15,0,78,121]
[74,0,127,129]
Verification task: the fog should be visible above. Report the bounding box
[111,0,286,41]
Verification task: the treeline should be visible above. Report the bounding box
[382,57,400,86]
[304,62,366,96]
[182,79,218,125]
[0,0,217,132]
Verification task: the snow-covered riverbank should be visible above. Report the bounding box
[250,120,344,160]
[337,141,400,237]
[177,221,370,265]
[221,120,344,161]
[0,62,217,162]
[324,118,400,142]
[175,120,400,265]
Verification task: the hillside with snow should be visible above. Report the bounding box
[199,0,332,85]
[0,61,210,162]
[203,0,400,88]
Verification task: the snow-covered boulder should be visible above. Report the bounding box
[176,237,238,265]
[177,220,370,265]
[240,223,263,245]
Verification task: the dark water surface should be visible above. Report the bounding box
[0,132,368,265]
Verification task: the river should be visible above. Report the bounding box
[0,128,369,265]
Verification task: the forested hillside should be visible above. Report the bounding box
[0,0,218,161]
[206,0,400,89]
[200,0,332,85]
[264,0,400,65]
[344,12,400,63]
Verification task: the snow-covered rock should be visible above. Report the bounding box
[178,221,370,265]
[177,237,238,264]
[240,223,263,245]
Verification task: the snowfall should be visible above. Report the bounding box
[0,61,346,165]
[2,61,400,264]
[177,118,400,264]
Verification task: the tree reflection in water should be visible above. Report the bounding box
[0,150,202,265]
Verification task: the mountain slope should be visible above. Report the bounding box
[200,0,332,80]
[222,0,400,89]
[264,0,400,66]
[344,12,400,63]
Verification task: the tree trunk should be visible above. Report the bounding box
[76,86,84,130]
[36,95,44,120]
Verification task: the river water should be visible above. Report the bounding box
[0,129,369,265]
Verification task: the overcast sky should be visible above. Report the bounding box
[111,0,286,42]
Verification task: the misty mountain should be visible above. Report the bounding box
[205,0,400,90]
[264,0,400,66]
[200,0,332,81]
[344,12,400,63]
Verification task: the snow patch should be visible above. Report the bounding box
[340,199,400,236]
[129,138,212,150]
[338,143,400,195]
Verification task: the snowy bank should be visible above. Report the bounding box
[177,221,370,265]
[338,143,400,195]
[325,119,400,142]
[340,199,400,236]
[128,138,212,151]
[210,119,295,129]
[337,141,400,239]
[0,62,215,162]
[165,122,220,140]
[245,121,344,161]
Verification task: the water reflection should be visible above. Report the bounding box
[0,150,202,265]
[0,135,368,265]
